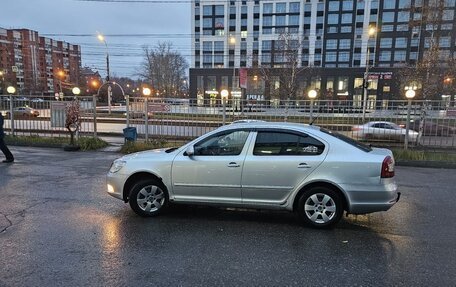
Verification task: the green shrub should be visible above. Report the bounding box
[120,139,170,154]
[77,137,109,151]
[4,135,108,151]
[392,148,456,162]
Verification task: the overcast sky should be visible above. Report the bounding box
[1,0,191,79]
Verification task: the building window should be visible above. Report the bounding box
[326,51,337,62]
[396,24,409,31]
[379,51,391,61]
[276,3,286,13]
[326,39,337,49]
[289,15,299,25]
[443,10,455,21]
[263,16,272,26]
[290,2,300,13]
[203,41,213,52]
[328,1,339,11]
[263,3,273,13]
[441,23,453,30]
[203,5,212,16]
[397,11,410,22]
[203,18,212,28]
[380,38,393,48]
[241,31,248,38]
[328,14,339,24]
[262,40,272,50]
[339,39,351,49]
[394,50,406,62]
[382,25,394,32]
[338,52,350,62]
[445,0,456,7]
[214,41,224,52]
[395,37,407,48]
[276,15,286,25]
[342,1,353,11]
[383,1,395,9]
[263,28,272,34]
[341,13,352,24]
[341,26,352,33]
[215,5,224,15]
[440,37,451,48]
[382,12,395,22]
[398,0,410,8]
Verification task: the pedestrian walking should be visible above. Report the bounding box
[0,112,14,163]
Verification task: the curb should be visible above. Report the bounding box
[396,160,456,169]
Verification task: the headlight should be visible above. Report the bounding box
[109,159,126,173]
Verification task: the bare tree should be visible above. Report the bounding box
[139,42,188,97]
[398,0,454,144]
[258,32,314,101]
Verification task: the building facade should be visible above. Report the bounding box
[0,27,81,95]
[189,0,456,105]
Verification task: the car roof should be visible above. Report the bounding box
[221,121,321,132]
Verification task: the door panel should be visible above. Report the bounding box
[171,130,251,203]
[241,131,327,204]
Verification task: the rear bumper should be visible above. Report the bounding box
[342,181,400,214]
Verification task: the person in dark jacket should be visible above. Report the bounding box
[0,113,14,163]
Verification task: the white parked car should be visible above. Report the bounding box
[351,121,419,142]
[107,122,399,228]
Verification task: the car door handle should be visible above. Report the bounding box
[227,162,240,168]
[298,163,312,168]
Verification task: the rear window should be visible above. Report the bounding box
[320,128,372,152]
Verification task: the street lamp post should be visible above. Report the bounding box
[362,27,377,123]
[97,33,111,114]
[221,89,229,125]
[142,87,151,142]
[7,86,16,135]
[308,89,318,124]
[405,89,416,150]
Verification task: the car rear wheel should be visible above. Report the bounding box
[297,187,343,228]
[129,179,168,217]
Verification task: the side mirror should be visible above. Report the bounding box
[185,145,195,157]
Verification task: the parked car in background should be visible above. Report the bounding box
[400,118,456,137]
[31,98,45,103]
[107,122,399,228]
[351,121,418,142]
[6,106,40,118]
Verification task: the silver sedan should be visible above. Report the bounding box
[107,122,399,228]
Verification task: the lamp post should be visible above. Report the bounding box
[362,27,377,123]
[405,89,416,150]
[308,89,317,124]
[97,33,111,114]
[221,89,229,125]
[7,86,16,135]
[142,87,151,142]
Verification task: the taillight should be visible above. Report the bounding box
[381,156,395,178]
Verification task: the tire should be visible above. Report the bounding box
[129,179,169,217]
[297,187,344,228]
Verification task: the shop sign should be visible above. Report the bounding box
[368,72,393,80]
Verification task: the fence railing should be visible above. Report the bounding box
[1,95,455,149]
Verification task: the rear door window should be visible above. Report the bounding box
[253,131,325,156]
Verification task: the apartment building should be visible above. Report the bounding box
[189,0,456,105]
[0,27,81,95]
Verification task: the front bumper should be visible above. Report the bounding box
[106,172,128,201]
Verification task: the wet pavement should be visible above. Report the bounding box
[0,146,455,286]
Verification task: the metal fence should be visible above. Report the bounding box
[1,95,456,149]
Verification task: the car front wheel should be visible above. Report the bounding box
[129,179,168,217]
[297,187,343,228]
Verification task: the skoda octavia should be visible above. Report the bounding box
[107,122,399,228]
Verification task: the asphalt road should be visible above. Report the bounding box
[0,147,455,286]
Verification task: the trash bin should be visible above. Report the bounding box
[123,127,137,142]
